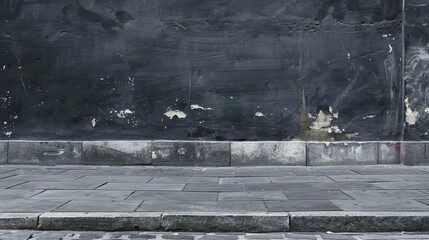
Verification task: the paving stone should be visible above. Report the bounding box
[400,142,428,166]
[265,200,341,212]
[342,190,429,200]
[245,183,317,191]
[54,200,142,212]
[0,180,26,189]
[230,141,305,166]
[283,190,352,200]
[127,191,218,201]
[372,181,429,190]
[30,190,134,200]
[98,183,185,191]
[0,167,17,174]
[307,142,378,166]
[219,177,271,184]
[351,167,427,175]
[270,176,334,183]
[397,174,429,181]
[0,230,35,240]
[328,175,403,182]
[38,212,162,231]
[218,191,287,201]
[8,141,82,165]
[137,200,267,212]
[294,169,358,176]
[184,184,246,192]
[148,177,219,184]
[290,212,429,232]
[310,182,381,190]
[0,213,39,230]
[0,142,7,164]
[0,189,43,200]
[0,199,67,212]
[5,174,83,182]
[379,142,401,164]
[161,213,289,233]
[82,141,152,165]
[152,141,230,166]
[77,175,154,183]
[331,200,429,211]
[11,181,106,190]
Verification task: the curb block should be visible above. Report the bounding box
[82,141,152,165]
[161,212,290,232]
[290,212,429,232]
[0,213,39,230]
[38,212,162,231]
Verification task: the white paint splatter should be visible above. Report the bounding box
[117,109,134,118]
[389,44,393,53]
[2,65,5,70]
[363,115,376,119]
[347,53,351,59]
[255,112,265,117]
[425,108,429,114]
[191,104,213,111]
[91,118,97,127]
[164,110,187,119]
[4,132,12,137]
[405,97,419,125]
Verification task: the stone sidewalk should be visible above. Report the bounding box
[1,164,429,232]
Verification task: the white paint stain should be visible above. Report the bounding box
[255,112,265,117]
[363,115,376,119]
[164,110,187,119]
[191,104,213,111]
[91,118,97,127]
[347,53,351,59]
[2,65,5,70]
[4,132,12,137]
[389,44,393,53]
[310,110,345,134]
[405,97,419,125]
[117,109,134,118]
[425,108,429,114]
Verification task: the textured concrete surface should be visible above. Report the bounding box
[400,142,428,165]
[379,142,401,164]
[82,141,152,165]
[230,141,305,166]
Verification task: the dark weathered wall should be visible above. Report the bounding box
[0,0,402,140]
[404,0,429,140]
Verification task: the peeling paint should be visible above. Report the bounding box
[91,118,97,127]
[117,109,134,118]
[389,44,393,53]
[191,104,213,111]
[164,110,187,119]
[425,108,429,114]
[405,97,419,125]
[255,112,265,117]
[363,115,377,119]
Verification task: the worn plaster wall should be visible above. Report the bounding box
[0,0,403,140]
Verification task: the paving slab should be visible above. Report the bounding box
[310,182,382,190]
[219,177,271,184]
[11,181,106,190]
[331,200,429,211]
[270,176,334,183]
[283,190,352,200]
[148,177,219,184]
[218,191,287,201]
[372,181,429,190]
[127,191,218,201]
[0,199,67,212]
[342,190,429,200]
[184,183,246,192]
[137,200,267,212]
[265,200,341,212]
[328,175,404,182]
[29,190,134,200]
[98,183,186,191]
[0,180,26,189]
[245,183,317,191]
[77,175,154,183]
[54,200,143,212]
[0,189,43,200]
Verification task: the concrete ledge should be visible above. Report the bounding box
[307,142,378,166]
[0,213,39,229]
[290,212,429,232]
[231,141,305,166]
[82,141,151,165]
[400,141,428,166]
[8,141,82,165]
[161,212,290,232]
[152,141,230,166]
[38,212,162,231]
[378,142,401,164]
[0,141,7,164]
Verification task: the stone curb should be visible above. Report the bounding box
[0,140,427,166]
[1,212,429,232]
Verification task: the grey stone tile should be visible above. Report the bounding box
[230,141,305,166]
[78,175,153,183]
[245,183,317,191]
[265,200,341,212]
[343,190,429,200]
[396,174,429,181]
[0,180,26,189]
[0,167,17,174]
[0,199,67,212]
[219,177,271,184]
[5,174,83,182]
[54,200,142,212]
[351,167,427,175]
[307,142,378,166]
[373,181,429,190]
[127,191,218,201]
[98,182,185,191]
[270,176,334,183]
[379,142,401,164]
[184,183,246,192]
[152,141,230,166]
[295,169,358,176]
[419,199,429,207]
[83,141,152,165]
[328,175,403,182]
[400,142,428,166]
[8,141,82,165]
[283,190,352,200]
[11,181,106,190]
[218,191,287,201]
[0,141,7,164]
[148,177,218,184]
[137,200,267,212]
[310,182,382,190]
[0,189,43,200]
[30,190,134,200]
[331,200,429,211]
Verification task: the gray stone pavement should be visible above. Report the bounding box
[1,230,429,240]
[0,165,429,213]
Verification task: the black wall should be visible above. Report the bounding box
[0,0,406,140]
